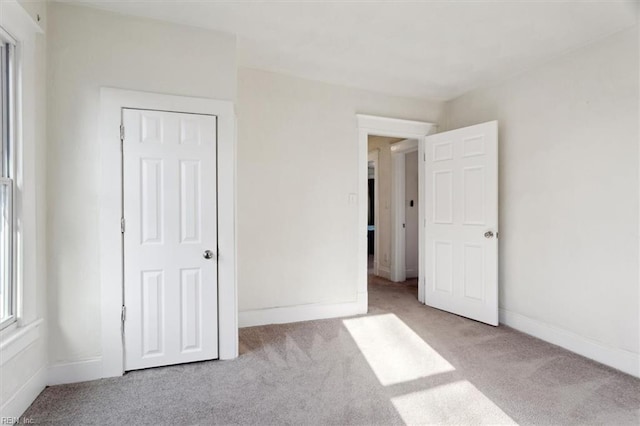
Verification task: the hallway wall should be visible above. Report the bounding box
[404,150,419,278]
[367,136,404,279]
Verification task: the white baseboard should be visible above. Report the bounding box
[239,293,367,327]
[377,266,391,280]
[499,308,639,378]
[48,357,103,386]
[0,366,46,422]
[406,268,418,279]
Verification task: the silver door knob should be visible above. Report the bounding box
[484,231,494,239]
[203,250,215,260]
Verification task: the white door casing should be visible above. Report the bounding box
[423,121,498,326]
[123,109,218,370]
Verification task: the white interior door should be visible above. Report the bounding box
[123,108,218,370]
[423,121,498,325]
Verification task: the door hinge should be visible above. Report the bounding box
[121,306,126,322]
[120,124,125,141]
[121,217,126,233]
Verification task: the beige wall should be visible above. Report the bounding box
[444,27,639,367]
[367,136,403,277]
[46,2,237,364]
[237,68,444,314]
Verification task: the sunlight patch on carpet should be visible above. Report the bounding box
[391,380,516,424]
[343,313,454,386]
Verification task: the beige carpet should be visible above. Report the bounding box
[23,275,640,425]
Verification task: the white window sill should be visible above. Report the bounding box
[0,318,43,367]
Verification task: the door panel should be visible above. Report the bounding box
[123,109,218,370]
[423,121,498,325]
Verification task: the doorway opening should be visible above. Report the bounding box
[356,115,435,311]
[367,135,420,298]
[357,115,499,326]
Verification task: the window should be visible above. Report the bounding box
[0,31,15,329]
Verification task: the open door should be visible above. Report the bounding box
[423,121,498,325]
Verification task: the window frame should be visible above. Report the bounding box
[0,28,16,331]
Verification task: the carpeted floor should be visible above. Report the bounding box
[23,275,640,425]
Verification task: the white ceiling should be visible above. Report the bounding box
[62,0,637,100]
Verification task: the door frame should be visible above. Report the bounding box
[99,88,237,378]
[357,115,435,305]
[390,139,419,283]
[367,150,380,276]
